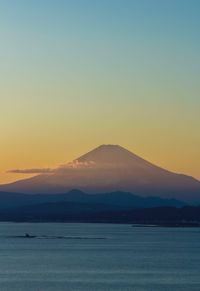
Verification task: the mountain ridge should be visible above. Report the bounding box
[1,144,200,201]
[0,189,186,210]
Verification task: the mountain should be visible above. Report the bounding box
[0,145,200,201]
[0,189,185,210]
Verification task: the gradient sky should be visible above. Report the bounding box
[0,0,200,183]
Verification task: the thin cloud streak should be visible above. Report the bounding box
[7,160,96,174]
[7,168,54,174]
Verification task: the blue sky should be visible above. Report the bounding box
[0,0,200,183]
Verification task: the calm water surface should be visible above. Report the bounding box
[0,222,199,291]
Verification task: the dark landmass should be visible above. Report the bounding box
[132,222,200,227]
[0,200,199,226]
[0,189,199,226]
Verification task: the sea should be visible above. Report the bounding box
[0,222,199,291]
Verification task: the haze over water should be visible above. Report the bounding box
[0,223,200,291]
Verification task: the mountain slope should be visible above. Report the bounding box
[0,145,200,201]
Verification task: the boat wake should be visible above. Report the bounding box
[2,235,106,240]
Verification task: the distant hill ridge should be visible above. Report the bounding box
[0,189,186,210]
